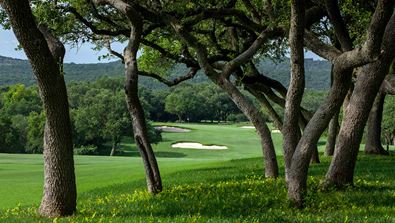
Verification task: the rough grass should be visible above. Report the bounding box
[1,123,395,222]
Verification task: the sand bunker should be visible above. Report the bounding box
[241,126,281,133]
[155,126,191,133]
[172,142,228,150]
[240,126,255,129]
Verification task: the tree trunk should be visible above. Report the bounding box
[325,14,395,187]
[310,146,320,163]
[1,0,77,217]
[283,0,305,182]
[325,111,339,156]
[124,22,162,194]
[110,141,117,156]
[325,65,339,156]
[288,2,394,206]
[247,88,283,131]
[211,75,279,178]
[364,92,388,155]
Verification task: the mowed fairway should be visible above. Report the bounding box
[2,123,394,222]
[0,123,282,209]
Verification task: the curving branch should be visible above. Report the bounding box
[324,0,353,51]
[103,38,124,62]
[222,28,283,77]
[139,68,199,87]
[304,30,342,62]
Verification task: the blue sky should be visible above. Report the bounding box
[1,29,322,64]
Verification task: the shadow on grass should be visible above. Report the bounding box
[2,154,395,222]
[115,151,187,158]
[75,155,395,221]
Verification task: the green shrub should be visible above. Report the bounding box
[74,145,98,155]
[227,113,248,123]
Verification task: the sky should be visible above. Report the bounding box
[0,29,323,64]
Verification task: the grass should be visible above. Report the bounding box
[0,123,394,222]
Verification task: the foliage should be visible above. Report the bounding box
[165,85,206,122]
[226,113,248,123]
[26,111,45,154]
[0,113,22,153]
[0,77,163,155]
[382,95,395,146]
[73,145,99,155]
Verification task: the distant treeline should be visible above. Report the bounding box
[0,75,331,155]
[0,56,331,90]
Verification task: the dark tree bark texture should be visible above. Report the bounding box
[325,12,395,187]
[1,0,77,217]
[283,0,305,182]
[364,92,388,155]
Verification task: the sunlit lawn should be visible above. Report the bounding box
[1,123,394,222]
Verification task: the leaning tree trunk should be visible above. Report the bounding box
[325,14,395,187]
[1,0,77,217]
[110,141,117,156]
[325,111,339,156]
[211,74,279,178]
[364,92,388,155]
[124,22,162,194]
[288,1,394,206]
[325,65,340,156]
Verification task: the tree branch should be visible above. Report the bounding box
[139,68,199,87]
[304,30,342,62]
[324,0,353,51]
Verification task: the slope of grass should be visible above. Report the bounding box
[1,155,395,222]
[1,123,394,222]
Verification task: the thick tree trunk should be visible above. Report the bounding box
[124,23,162,194]
[283,0,305,181]
[39,80,76,217]
[325,14,395,187]
[211,75,279,178]
[365,92,388,155]
[1,0,77,217]
[287,66,352,206]
[288,1,394,206]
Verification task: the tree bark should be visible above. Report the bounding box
[325,65,339,156]
[310,146,320,163]
[124,18,162,194]
[364,92,388,155]
[325,13,395,187]
[1,0,76,217]
[325,111,339,156]
[287,1,394,206]
[211,75,279,178]
[110,141,117,156]
[169,16,279,178]
[283,0,305,181]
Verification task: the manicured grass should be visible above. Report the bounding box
[1,123,394,222]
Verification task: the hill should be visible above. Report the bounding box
[0,55,331,90]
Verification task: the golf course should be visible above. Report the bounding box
[1,123,395,222]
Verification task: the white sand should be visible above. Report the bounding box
[240,126,255,129]
[241,126,281,133]
[171,142,228,150]
[155,126,191,133]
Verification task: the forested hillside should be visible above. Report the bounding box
[0,55,330,89]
